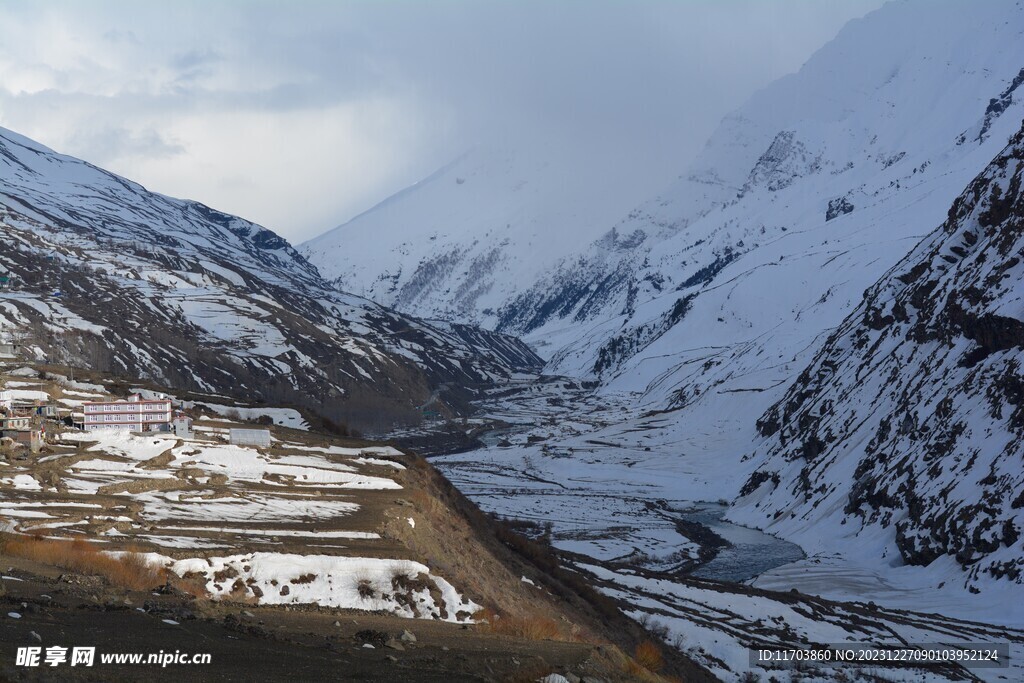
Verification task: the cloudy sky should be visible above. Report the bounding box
[0,1,886,243]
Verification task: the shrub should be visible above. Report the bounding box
[355,577,375,599]
[480,612,564,641]
[2,534,166,591]
[634,640,664,673]
[488,514,621,622]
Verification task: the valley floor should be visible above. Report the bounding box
[428,377,1024,682]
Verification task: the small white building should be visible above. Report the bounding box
[174,415,193,438]
[229,428,271,447]
[83,394,172,432]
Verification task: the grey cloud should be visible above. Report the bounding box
[69,126,185,166]
[171,48,223,71]
[102,28,141,45]
[0,1,889,241]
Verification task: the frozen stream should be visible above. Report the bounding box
[677,502,804,582]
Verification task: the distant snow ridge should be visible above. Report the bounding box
[733,119,1024,588]
[299,145,669,329]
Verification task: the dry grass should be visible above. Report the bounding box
[407,487,444,515]
[633,640,665,673]
[1,533,167,591]
[172,574,210,599]
[477,608,567,641]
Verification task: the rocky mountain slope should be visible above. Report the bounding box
[0,127,541,432]
[732,118,1024,591]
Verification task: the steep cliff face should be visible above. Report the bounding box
[734,120,1024,588]
[0,127,542,432]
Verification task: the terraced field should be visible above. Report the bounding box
[0,372,479,622]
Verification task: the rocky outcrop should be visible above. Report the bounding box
[740,131,821,196]
[825,197,855,221]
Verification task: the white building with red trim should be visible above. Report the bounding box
[82,394,172,432]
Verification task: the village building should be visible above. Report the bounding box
[82,393,173,432]
[0,409,42,453]
[0,414,31,432]
[10,400,59,418]
[0,270,15,291]
[173,414,193,438]
[7,429,43,453]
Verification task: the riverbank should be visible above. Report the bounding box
[408,376,1024,681]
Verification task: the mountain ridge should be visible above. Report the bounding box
[0,125,542,433]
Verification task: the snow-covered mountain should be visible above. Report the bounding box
[304,1,1024,390]
[733,119,1024,590]
[533,0,1024,383]
[0,126,541,432]
[299,145,670,326]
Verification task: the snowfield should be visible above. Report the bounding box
[161,553,479,620]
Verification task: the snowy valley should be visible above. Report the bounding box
[304,0,1024,680]
[1,0,1023,681]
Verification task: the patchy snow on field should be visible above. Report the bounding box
[156,552,479,621]
[1,403,486,626]
[1,474,41,490]
[59,431,174,462]
[596,563,1024,683]
[351,457,405,470]
[3,426,415,550]
[174,444,401,490]
[190,402,310,430]
[6,389,49,401]
[171,526,380,540]
[133,492,362,524]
